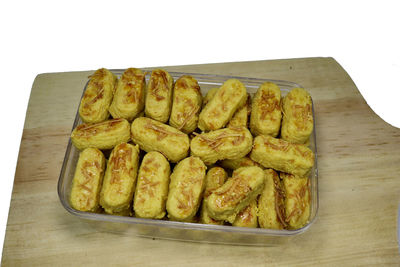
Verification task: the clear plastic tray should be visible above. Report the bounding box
[57,70,318,246]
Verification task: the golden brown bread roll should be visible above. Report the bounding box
[249,82,281,137]
[99,143,140,215]
[134,151,171,219]
[281,88,313,144]
[232,199,258,228]
[131,117,189,163]
[70,148,106,212]
[190,126,253,165]
[205,166,265,223]
[71,118,131,150]
[145,69,174,123]
[109,68,146,121]
[200,167,228,225]
[79,68,116,123]
[166,156,206,222]
[169,75,202,133]
[202,87,219,107]
[228,94,251,128]
[250,135,314,177]
[281,172,310,229]
[198,79,247,131]
[258,169,286,229]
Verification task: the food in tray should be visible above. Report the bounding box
[169,75,203,134]
[202,87,219,107]
[145,69,174,123]
[134,151,171,219]
[200,167,228,225]
[232,199,258,228]
[68,68,316,231]
[70,148,106,212]
[99,143,139,215]
[258,169,286,229]
[108,68,146,121]
[227,94,251,128]
[281,172,310,229]
[79,68,116,123]
[250,82,282,137]
[219,156,261,170]
[281,87,313,144]
[71,118,131,150]
[198,79,247,131]
[250,135,314,177]
[203,167,228,199]
[190,126,253,165]
[166,156,206,222]
[131,117,189,163]
[205,166,265,223]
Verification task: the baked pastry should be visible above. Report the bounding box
[250,135,314,176]
[71,118,131,150]
[198,79,247,131]
[131,117,189,163]
[281,88,313,144]
[249,82,281,137]
[202,87,219,107]
[206,166,265,223]
[99,143,140,215]
[70,148,106,212]
[134,151,171,219]
[258,169,286,229]
[228,93,251,128]
[79,68,116,123]
[169,75,202,133]
[281,172,310,229]
[190,126,253,165]
[200,167,228,225]
[166,156,206,222]
[145,69,174,123]
[108,68,146,121]
[232,199,258,228]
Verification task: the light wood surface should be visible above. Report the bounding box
[2,58,400,266]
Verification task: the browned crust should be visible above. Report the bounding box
[214,174,251,209]
[259,90,280,120]
[149,70,170,101]
[193,128,246,151]
[143,121,186,141]
[273,172,287,228]
[284,174,311,225]
[109,143,133,186]
[74,118,125,137]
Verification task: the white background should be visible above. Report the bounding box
[0,0,399,260]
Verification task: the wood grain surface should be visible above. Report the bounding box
[2,58,400,266]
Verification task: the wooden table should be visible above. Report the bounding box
[2,58,400,266]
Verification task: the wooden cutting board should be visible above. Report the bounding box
[2,58,400,266]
